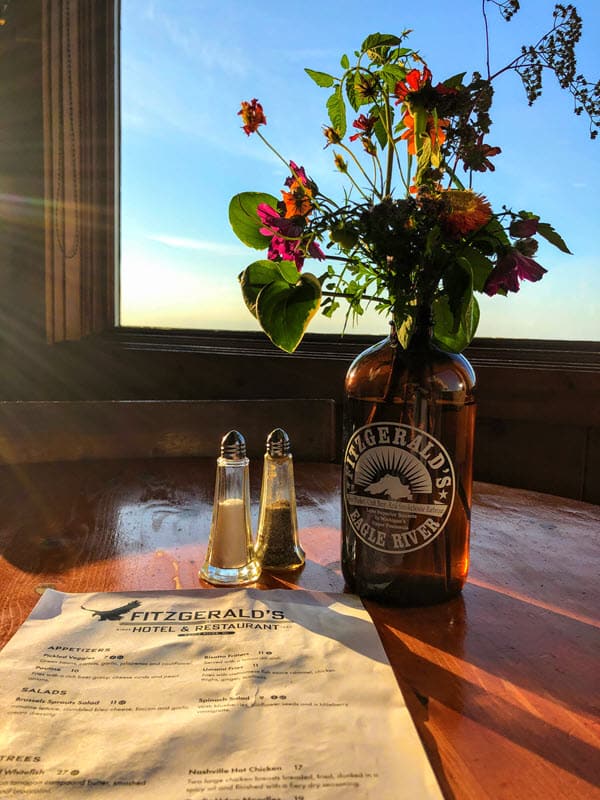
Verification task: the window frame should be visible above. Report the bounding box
[42,0,117,344]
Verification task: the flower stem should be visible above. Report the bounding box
[338,143,378,197]
[257,131,291,170]
[384,98,395,196]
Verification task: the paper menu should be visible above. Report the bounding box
[0,588,442,799]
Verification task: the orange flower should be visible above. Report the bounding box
[401,110,448,156]
[238,98,266,135]
[281,184,313,218]
[441,190,493,236]
[281,163,316,218]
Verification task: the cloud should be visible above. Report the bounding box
[148,234,248,256]
[133,1,248,77]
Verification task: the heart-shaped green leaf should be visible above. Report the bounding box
[461,245,493,292]
[229,192,279,249]
[443,256,473,333]
[239,260,282,318]
[256,272,322,353]
[275,260,301,284]
[433,294,480,353]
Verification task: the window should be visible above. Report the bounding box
[120,0,600,341]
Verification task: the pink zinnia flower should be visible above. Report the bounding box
[256,203,324,271]
[257,203,302,238]
[484,249,547,296]
[285,162,310,188]
[308,240,325,260]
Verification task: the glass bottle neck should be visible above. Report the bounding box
[391,306,433,348]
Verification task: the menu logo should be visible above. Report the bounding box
[343,422,455,554]
[80,600,141,621]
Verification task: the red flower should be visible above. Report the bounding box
[349,114,376,142]
[394,66,432,104]
[433,82,459,96]
[484,249,547,296]
[238,99,267,136]
[463,134,501,172]
[509,218,539,238]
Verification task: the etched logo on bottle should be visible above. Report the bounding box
[343,423,455,554]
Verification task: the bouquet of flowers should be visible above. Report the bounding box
[229,2,598,353]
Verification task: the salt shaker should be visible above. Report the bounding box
[255,428,305,571]
[200,430,261,585]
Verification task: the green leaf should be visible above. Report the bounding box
[517,209,539,219]
[424,226,442,259]
[380,64,407,92]
[305,68,335,88]
[395,309,415,350]
[442,72,466,89]
[478,216,511,250]
[340,54,350,69]
[239,260,282,318]
[412,106,427,152]
[327,86,347,138]
[361,33,402,52]
[275,260,300,284]
[433,294,480,353]
[461,246,494,292]
[443,257,473,333]
[321,299,340,318]
[373,117,388,150]
[415,126,432,181]
[229,192,279,249]
[536,222,572,254]
[256,272,322,353]
[344,74,359,111]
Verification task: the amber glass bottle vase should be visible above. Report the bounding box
[342,307,476,606]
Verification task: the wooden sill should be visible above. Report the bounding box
[106,327,600,372]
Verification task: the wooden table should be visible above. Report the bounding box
[0,458,598,800]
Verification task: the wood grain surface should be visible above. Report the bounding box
[0,458,598,800]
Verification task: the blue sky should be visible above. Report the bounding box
[120,0,599,340]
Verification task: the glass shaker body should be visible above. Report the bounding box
[201,448,260,585]
[255,452,305,571]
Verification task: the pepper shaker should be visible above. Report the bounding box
[255,428,305,571]
[200,430,261,585]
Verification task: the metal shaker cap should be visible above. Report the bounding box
[266,428,291,457]
[220,430,247,459]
